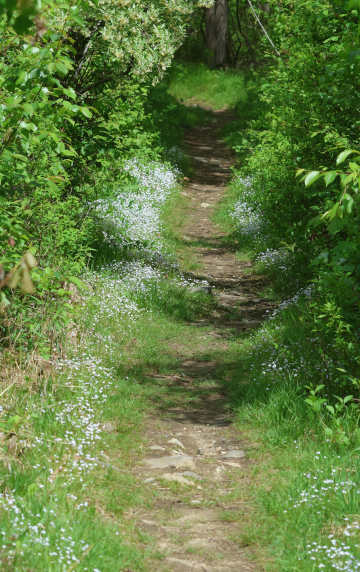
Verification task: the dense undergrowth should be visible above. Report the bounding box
[219,0,360,421]
[0,0,212,357]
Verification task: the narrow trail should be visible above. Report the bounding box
[134,111,272,571]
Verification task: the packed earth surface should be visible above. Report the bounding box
[132,111,273,571]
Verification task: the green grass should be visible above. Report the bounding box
[231,316,360,572]
[0,304,151,570]
[204,307,360,570]
[161,186,203,272]
[168,62,247,110]
[213,165,360,570]
[0,236,217,570]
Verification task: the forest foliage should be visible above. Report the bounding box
[209,0,360,403]
[0,0,212,353]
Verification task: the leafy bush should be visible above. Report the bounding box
[226,0,360,397]
[0,0,212,352]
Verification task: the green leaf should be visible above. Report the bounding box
[68,276,89,290]
[336,149,358,165]
[23,103,34,114]
[323,203,339,220]
[80,106,92,119]
[343,193,354,214]
[347,0,360,9]
[349,162,360,173]
[324,171,338,187]
[344,173,355,185]
[304,171,321,187]
[13,153,28,162]
[63,87,77,101]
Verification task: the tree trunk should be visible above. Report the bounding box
[206,0,228,68]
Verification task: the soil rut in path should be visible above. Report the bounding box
[134,111,270,571]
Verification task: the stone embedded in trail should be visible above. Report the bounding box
[160,473,193,485]
[164,557,209,571]
[149,444,166,451]
[173,508,219,525]
[189,285,213,295]
[221,449,245,459]
[186,538,214,550]
[143,455,195,470]
[168,437,185,449]
[140,518,159,531]
[223,461,244,468]
[182,471,202,480]
[101,421,117,432]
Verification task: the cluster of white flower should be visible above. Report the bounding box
[284,471,360,569]
[0,492,88,567]
[95,159,178,249]
[256,248,290,271]
[270,285,313,318]
[231,176,262,237]
[101,260,163,293]
[247,320,330,393]
[285,469,360,512]
[87,272,141,322]
[86,258,211,320]
[0,293,124,565]
[306,522,360,571]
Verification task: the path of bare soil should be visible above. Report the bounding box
[133,111,272,571]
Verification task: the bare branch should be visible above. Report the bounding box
[247,0,280,57]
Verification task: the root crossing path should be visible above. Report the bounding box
[135,112,271,571]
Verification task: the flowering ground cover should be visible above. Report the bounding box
[215,123,360,571]
[0,154,216,570]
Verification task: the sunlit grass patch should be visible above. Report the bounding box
[217,298,360,570]
[0,252,214,569]
[161,186,201,272]
[238,437,360,571]
[168,63,247,110]
[0,355,151,570]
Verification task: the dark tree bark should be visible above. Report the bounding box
[205,0,228,68]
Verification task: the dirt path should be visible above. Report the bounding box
[134,111,271,571]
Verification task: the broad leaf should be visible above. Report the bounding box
[304,171,321,187]
[324,171,338,187]
[336,149,358,165]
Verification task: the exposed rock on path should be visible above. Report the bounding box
[134,111,269,571]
